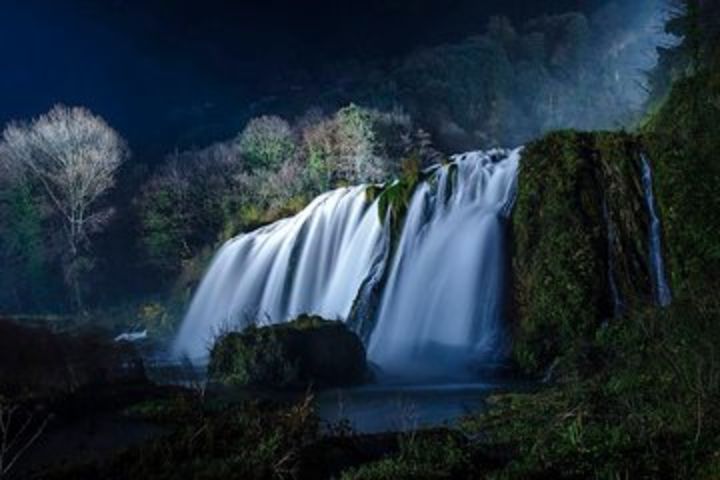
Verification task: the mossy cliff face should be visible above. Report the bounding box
[642,70,720,301]
[510,131,654,373]
[208,315,368,389]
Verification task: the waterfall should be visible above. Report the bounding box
[174,186,385,358]
[173,148,521,378]
[602,198,624,317]
[640,155,672,307]
[367,149,520,378]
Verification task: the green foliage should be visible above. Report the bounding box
[370,154,425,244]
[341,433,472,480]
[511,131,651,372]
[136,104,424,287]
[211,326,300,388]
[136,147,243,278]
[642,70,720,301]
[465,298,720,479]
[238,116,296,172]
[376,178,417,242]
[303,104,383,190]
[493,34,720,479]
[137,183,192,273]
[124,393,202,425]
[0,181,51,310]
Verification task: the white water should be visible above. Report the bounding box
[174,149,521,374]
[174,186,385,358]
[640,155,672,307]
[368,150,520,377]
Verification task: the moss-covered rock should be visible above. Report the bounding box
[208,315,368,389]
[510,131,655,374]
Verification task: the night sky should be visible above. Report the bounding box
[1,0,609,157]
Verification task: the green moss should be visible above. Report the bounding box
[465,298,720,479]
[510,130,655,374]
[492,65,720,477]
[208,315,368,389]
[641,70,720,302]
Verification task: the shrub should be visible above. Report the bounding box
[136,144,243,276]
[302,104,385,190]
[238,115,296,172]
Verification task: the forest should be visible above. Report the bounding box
[0,0,719,478]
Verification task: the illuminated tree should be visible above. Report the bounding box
[0,105,128,309]
[238,116,296,172]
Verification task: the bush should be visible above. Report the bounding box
[136,143,244,276]
[238,115,296,172]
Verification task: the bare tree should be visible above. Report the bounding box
[0,105,129,309]
[0,398,49,479]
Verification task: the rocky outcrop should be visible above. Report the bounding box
[510,131,656,373]
[208,315,368,389]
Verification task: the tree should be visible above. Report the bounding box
[137,142,243,276]
[302,104,385,189]
[0,180,49,310]
[237,116,296,172]
[0,105,128,310]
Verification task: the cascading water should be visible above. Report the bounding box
[173,148,521,378]
[602,198,624,317]
[367,150,520,378]
[640,155,672,307]
[174,186,385,358]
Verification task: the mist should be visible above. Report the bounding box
[279,0,677,151]
[0,0,673,157]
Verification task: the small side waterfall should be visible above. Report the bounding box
[640,155,672,307]
[367,150,520,377]
[602,198,624,317]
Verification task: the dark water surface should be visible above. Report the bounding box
[143,350,526,434]
[315,380,516,434]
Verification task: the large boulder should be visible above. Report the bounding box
[208,315,368,389]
